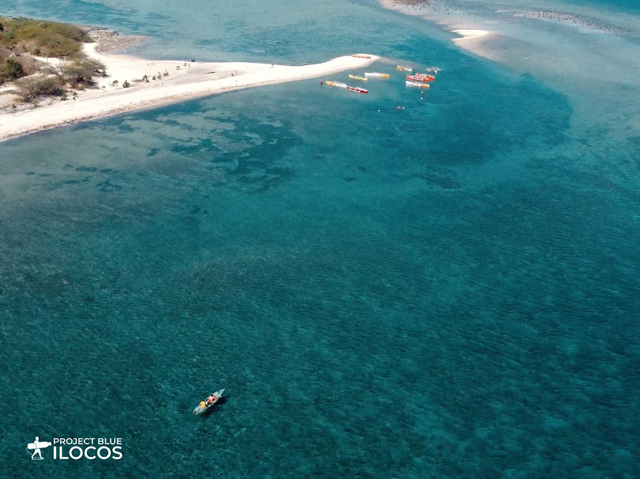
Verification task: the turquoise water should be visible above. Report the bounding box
[569,0,640,12]
[1,1,639,478]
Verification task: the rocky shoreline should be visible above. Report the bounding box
[84,27,148,53]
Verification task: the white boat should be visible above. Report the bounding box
[326,81,347,89]
[364,72,390,78]
[193,389,225,415]
[406,80,430,89]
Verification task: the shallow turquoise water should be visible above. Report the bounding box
[569,0,640,13]
[1,1,639,478]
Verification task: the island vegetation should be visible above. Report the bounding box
[0,16,105,102]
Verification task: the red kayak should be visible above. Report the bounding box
[406,74,435,82]
[347,86,368,94]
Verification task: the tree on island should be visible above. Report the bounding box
[60,58,106,88]
[14,75,64,102]
[112,79,119,88]
[122,80,130,88]
[43,57,106,88]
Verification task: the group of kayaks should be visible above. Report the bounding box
[325,65,439,95]
[406,73,436,89]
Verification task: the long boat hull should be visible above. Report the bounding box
[347,86,368,94]
[364,72,389,78]
[407,74,435,82]
[396,66,413,72]
[406,81,430,89]
[326,81,347,89]
[193,389,225,415]
[349,75,368,81]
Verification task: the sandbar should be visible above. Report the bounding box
[0,45,378,143]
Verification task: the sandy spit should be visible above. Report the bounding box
[0,46,378,143]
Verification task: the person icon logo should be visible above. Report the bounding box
[26,437,52,461]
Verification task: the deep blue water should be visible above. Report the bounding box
[1,0,639,478]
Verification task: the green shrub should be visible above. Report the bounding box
[14,75,64,101]
[62,57,105,87]
[0,46,10,62]
[0,57,24,83]
[15,55,38,75]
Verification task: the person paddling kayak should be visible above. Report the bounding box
[193,389,225,415]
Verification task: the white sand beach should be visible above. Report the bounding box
[0,45,378,143]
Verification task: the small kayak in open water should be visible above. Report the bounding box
[349,74,368,82]
[396,65,413,72]
[193,389,225,415]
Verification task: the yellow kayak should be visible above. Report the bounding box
[349,74,368,82]
[325,81,336,86]
[396,65,413,72]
